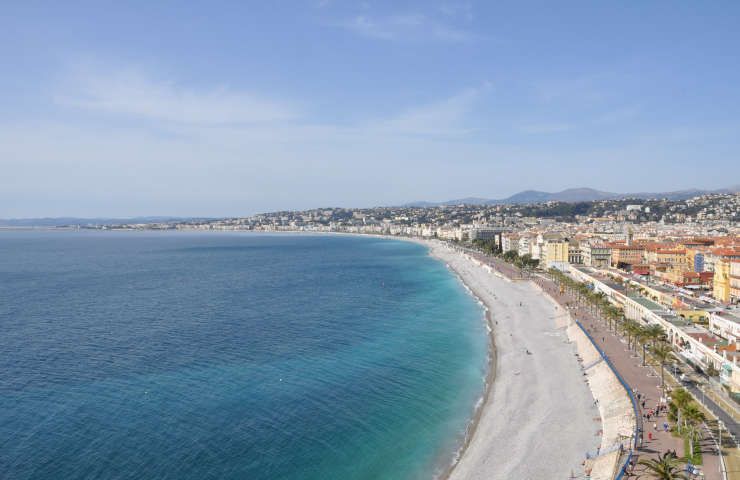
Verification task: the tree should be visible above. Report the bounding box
[683,403,705,460]
[502,250,519,262]
[643,323,665,348]
[638,451,689,479]
[670,388,693,434]
[622,319,640,350]
[652,343,674,390]
[636,326,651,366]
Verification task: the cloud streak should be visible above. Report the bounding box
[55,67,297,125]
[337,14,474,43]
[371,86,486,136]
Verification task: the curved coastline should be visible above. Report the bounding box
[411,238,602,480]
[432,262,497,480]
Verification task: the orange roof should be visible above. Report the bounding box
[712,248,740,257]
[714,236,740,246]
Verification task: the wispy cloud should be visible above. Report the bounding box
[55,67,297,125]
[437,2,474,22]
[51,61,491,145]
[518,123,573,134]
[337,13,474,43]
[371,84,488,136]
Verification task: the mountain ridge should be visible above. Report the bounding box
[403,185,740,207]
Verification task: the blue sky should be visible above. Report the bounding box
[1,1,739,217]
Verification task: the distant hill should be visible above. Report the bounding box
[402,185,740,207]
[0,216,196,227]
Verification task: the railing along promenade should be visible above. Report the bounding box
[574,318,639,480]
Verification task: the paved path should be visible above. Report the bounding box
[460,249,724,479]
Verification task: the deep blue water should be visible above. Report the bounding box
[0,231,487,480]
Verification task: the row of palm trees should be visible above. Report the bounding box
[547,268,678,389]
[547,269,708,479]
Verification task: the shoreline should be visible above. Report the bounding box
[428,249,497,480]
[435,257,497,480]
[416,238,602,480]
[394,237,497,479]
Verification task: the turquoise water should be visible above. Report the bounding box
[0,232,488,479]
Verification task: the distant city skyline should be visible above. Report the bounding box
[2,1,739,217]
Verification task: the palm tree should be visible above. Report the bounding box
[671,388,692,434]
[638,451,689,479]
[652,343,674,390]
[606,306,622,333]
[643,323,665,348]
[636,326,651,366]
[683,403,705,458]
[623,319,640,350]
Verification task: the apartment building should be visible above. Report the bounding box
[582,243,611,268]
[609,243,645,268]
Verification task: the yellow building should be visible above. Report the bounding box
[732,260,740,303]
[541,239,569,268]
[714,258,731,303]
[610,244,645,267]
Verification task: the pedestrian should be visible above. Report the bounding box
[653,422,657,431]
[648,431,652,441]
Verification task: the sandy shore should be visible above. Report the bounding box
[416,240,602,480]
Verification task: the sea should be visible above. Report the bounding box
[0,231,488,480]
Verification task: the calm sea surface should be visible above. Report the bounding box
[0,231,487,480]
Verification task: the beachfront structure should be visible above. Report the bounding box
[568,240,583,265]
[709,311,740,343]
[713,258,732,303]
[469,227,500,242]
[568,266,740,393]
[500,232,520,253]
[540,235,569,269]
[582,243,612,268]
[517,234,534,258]
[732,260,740,303]
[609,243,645,268]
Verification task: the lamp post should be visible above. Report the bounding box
[718,420,725,477]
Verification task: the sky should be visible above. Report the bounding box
[1,1,739,217]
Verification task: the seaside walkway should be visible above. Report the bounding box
[528,267,726,480]
[463,249,727,480]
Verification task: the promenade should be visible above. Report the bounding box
[461,247,726,479]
